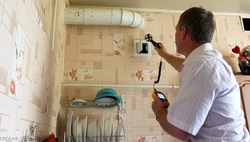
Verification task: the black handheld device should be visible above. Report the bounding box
[155,90,170,108]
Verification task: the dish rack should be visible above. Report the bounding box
[65,96,125,142]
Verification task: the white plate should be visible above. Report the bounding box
[82,116,88,142]
[96,119,101,142]
[67,111,74,142]
[97,116,104,142]
[104,116,113,141]
[87,119,97,142]
[95,98,116,107]
[78,118,83,142]
[71,99,87,107]
[73,116,79,142]
[115,122,122,142]
[110,121,114,142]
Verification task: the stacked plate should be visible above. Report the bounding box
[66,113,120,142]
[66,111,74,142]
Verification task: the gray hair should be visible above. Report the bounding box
[178,7,216,44]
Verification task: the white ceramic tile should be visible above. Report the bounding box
[136,102,144,110]
[132,110,144,126]
[12,0,17,12]
[21,78,31,120]
[2,11,12,33]
[0,115,9,137]
[132,127,150,135]
[17,85,24,107]
[0,5,3,24]
[21,44,31,86]
[0,84,5,93]
[49,116,56,127]
[31,68,39,97]
[0,93,11,115]
[28,102,37,121]
[0,24,12,71]
[126,97,132,114]
[20,119,29,137]
[144,118,159,127]
[21,100,30,121]
[15,129,21,139]
[26,61,33,81]
[8,99,18,136]
[4,0,13,18]
[29,42,37,65]
[0,0,4,7]
[36,45,45,70]
[28,1,37,24]
[15,107,21,130]
[16,0,33,41]
[36,111,47,124]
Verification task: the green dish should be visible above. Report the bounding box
[94,88,121,105]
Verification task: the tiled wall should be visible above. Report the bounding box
[62,11,250,142]
[0,0,66,140]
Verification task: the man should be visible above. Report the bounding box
[151,7,250,141]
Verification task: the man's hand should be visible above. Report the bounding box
[154,42,169,58]
[151,94,165,113]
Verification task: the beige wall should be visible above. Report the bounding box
[0,0,66,140]
[62,12,250,141]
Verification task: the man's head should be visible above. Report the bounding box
[175,7,215,55]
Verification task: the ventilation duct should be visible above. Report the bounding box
[64,7,145,29]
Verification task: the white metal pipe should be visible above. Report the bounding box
[61,84,179,89]
[64,7,145,29]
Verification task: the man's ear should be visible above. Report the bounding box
[180,26,188,40]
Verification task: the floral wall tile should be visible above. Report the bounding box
[135,70,158,81]
[8,24,26,100]
[142,13,154,22]
[137,135,162,142]
[113,33,124,56]
[68,69,93,81]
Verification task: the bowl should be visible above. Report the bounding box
[94,88,121,107]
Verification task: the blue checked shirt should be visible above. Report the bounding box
[167,43,249,141]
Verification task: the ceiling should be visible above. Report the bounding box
[68,0,250,14]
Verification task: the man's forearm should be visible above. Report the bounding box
[156,109,178,136]
[162,53,185,73]
[156,109,192,141]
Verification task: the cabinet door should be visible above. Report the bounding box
[235,75,250,131]
[240,84,250,131]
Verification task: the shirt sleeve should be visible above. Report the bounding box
[167,60,217,135]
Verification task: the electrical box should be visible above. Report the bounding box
[133,40,152,57]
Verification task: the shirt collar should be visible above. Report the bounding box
[183,43,213,66]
